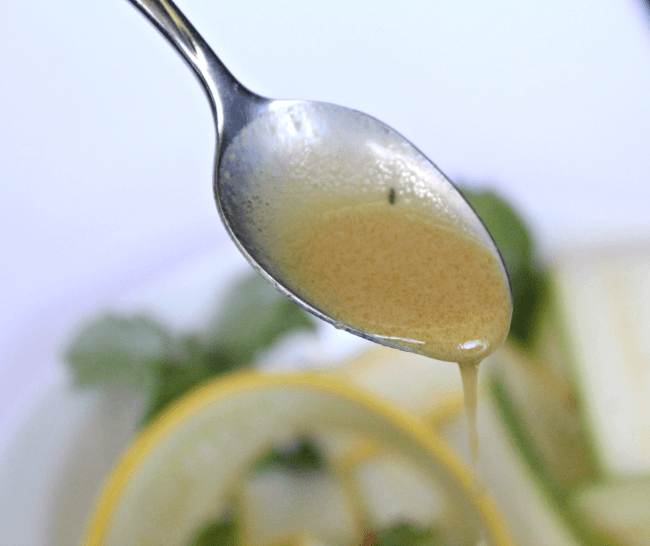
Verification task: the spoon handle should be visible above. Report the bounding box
[125,0,256,140]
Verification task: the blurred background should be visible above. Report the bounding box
[1,1,650,544]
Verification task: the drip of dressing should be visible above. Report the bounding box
[459,360,483,490]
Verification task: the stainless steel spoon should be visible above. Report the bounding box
[126,0,511,353]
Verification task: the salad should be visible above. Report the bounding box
[70,184,648,546]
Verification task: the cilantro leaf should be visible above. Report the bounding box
[140,274,316,425]
[189,516,238,546]
[65,313,174,390]
[459,186,548,347]
[65,270,317,428]
[374,521,441,545]
[254,436,325,474]
[205,272,316,362]
[139,336,245,426]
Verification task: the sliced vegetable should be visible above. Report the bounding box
[572,478,650,546]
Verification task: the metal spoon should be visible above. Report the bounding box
[126,0,511,353]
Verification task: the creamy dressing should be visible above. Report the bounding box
[272,201,511,365]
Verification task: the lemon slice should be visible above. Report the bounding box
[84,371,513,546]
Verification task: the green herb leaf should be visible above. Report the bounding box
[254,436,325,474]
[139,337,246,426]
[65,313,174,389]
[65,270,317,428]
[459,186,548,347]
[374,522,441,546]
[188,516,239,546]
[139,362,213,427]
[206,272,316,362]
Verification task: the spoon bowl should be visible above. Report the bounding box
[127,0,512,357]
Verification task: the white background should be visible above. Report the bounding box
[1,0,650,442]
